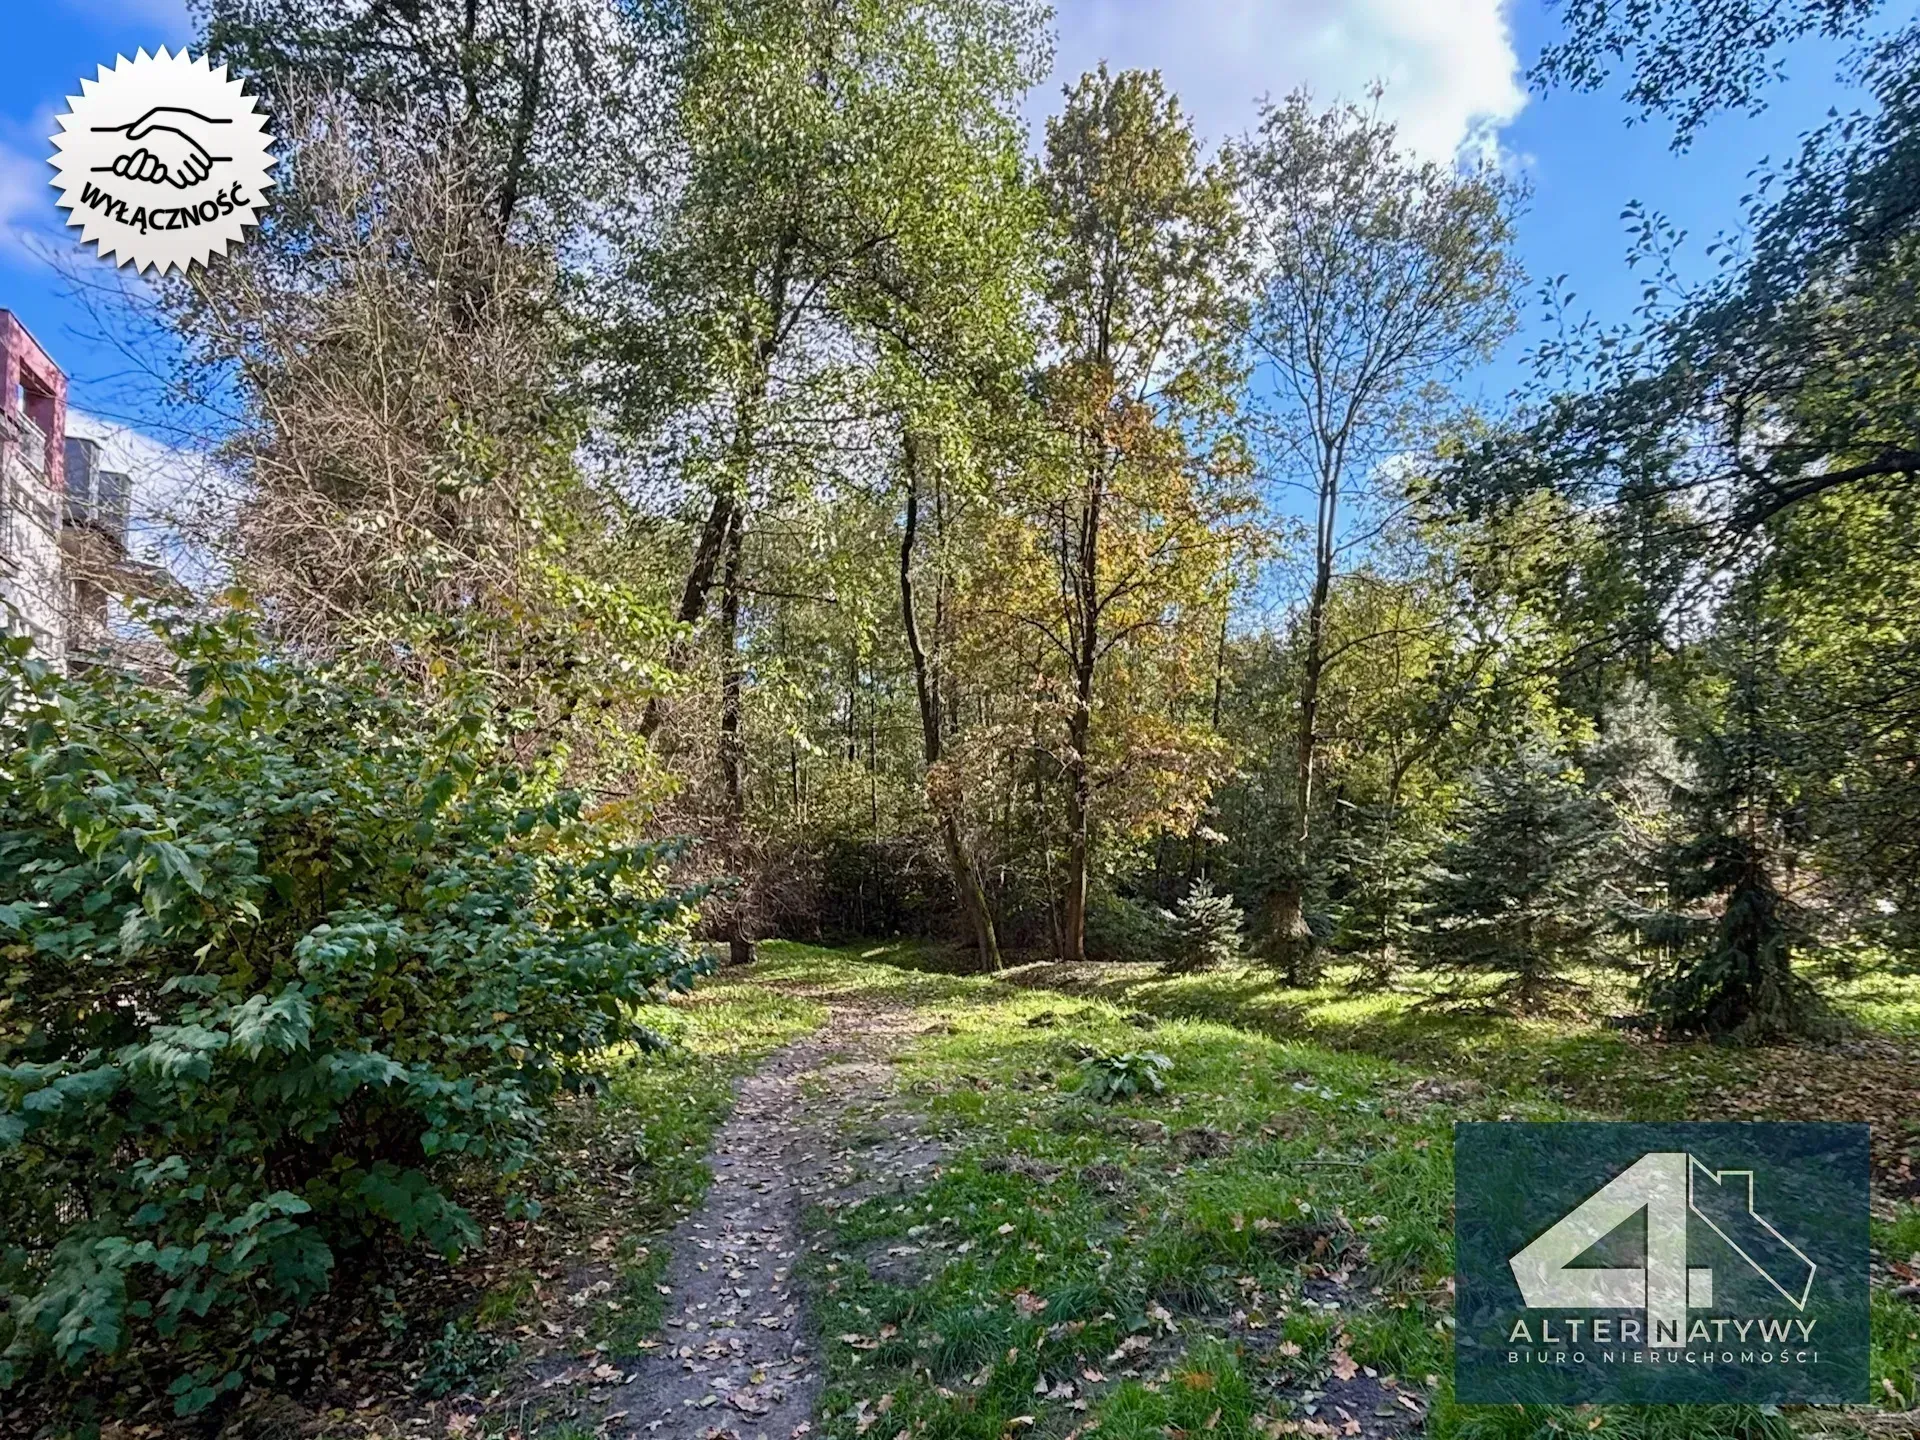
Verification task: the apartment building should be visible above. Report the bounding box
[0,310,162,670]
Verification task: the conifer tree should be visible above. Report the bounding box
[1634,599,1825,1040]
[1331,805,1435,987]
[1415,736,1616,1006]
[1165,881,1246,973]
[1031,66,1247,963]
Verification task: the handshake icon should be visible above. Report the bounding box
[90,106,231,190]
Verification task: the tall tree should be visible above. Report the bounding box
[1235,91,1523,980]
[854,5,1043,968]
[1209,483,1586,983]
[898,432,1002,969]
[847,66,1041,971]
[607,0,1046,961]
[1633,592,1826,1039]
[1765,479,1920,945]
[195,0,663,235]
[1449,21,1920,1002]
[1031,66,1248,962]
[166,92,672,801]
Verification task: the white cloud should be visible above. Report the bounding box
[67,409,227,593]
[0,99,78,265]
[1039,0,1528,163]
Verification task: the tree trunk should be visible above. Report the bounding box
[1059,733,1090,960]
[1260,877,1315,983]
[496,2,552,238]
[1190,595,1231,882]
[637,488,735,743]
[1263,458,1337,982]
[1030,676,1064,960]
[1062,705,1092,964]
[718,506,755,966]
[899,436,1000,972]
[1060,473,1103,965]
[639,230,795,743]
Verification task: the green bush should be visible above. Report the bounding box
[1084,888,1176,965]
[0,612,703,1413]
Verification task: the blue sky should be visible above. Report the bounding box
[0,0,1877,441]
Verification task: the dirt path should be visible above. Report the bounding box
[608,996,943,1439]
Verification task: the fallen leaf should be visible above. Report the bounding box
[1106,1335,1151,1362]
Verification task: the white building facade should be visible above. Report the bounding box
[0,310,157,670]
[0,310,72,664]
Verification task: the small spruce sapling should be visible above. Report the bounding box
[1165,880,1245,973]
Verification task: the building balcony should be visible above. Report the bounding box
[63,436,130,549]
[8,410,45,471]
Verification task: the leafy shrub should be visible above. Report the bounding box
[1164,881,1244,973]
[1077,1049,1172,1102]
[414,1317,517,1398]
[805,834,951,941]
[0,612,703,1413]
[1084,889,1176,965]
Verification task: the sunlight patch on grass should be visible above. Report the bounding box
[786,941,1915,1440]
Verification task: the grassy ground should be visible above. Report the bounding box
[741,942,1919,1440]
[525,974,830,1355]
[303,972,826,1435]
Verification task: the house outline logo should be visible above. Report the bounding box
[1454,1121,1869,1405]
[1509,1149,1818,1343]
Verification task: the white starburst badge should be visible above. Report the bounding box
[50,48,277,275]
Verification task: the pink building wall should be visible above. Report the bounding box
[1,310,72,662]
[0,309,68,494]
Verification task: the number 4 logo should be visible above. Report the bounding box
[1510,1152,1817,1343]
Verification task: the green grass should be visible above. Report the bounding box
[304,968,828,1437]
[374,966,833,1435]
[744,942,1919,1440]
[539,973,828,1351]
[993,959,1913,1121]
[1823,972,1920,1039]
